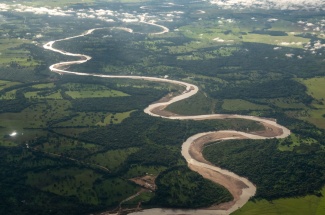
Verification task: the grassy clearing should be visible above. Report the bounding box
[233,186,325,215]
[0,100,71,128]
[222,99,269,111]
[86,147,139,171]
[300,77,325,101]
[0,38,38,67]
[166,91,216,115]
[178,21,309,51]
[66,90,129,99]
[25,90,63,99]
[32,83,55,89]
[0,80,20,91]
[242,34,309,48]
[266,98,308,109]
[299,77,325,129]
[96,110,134,126]
[277,133,317,151]
[56,110,133,127]
[124,165,167,178]
[0,89,17,100]
[0,139,19,147]
[62,83,129,98]
[305,109,325,130]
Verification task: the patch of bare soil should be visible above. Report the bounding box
[129,175,157,191]
[250,122,283,137]
[150,105,178,117]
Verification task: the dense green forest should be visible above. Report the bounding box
[148,166,233,208]
[203,139,325,199]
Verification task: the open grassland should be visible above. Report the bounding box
[0,80,20,91]
[166,91,217,115]
[300,77,325,101]
[178,21,309,51]
[86,147,139,171]
[63,83,129,98]
[96,110,134,125]
[299,77,325,129]
[57,110,133,127]
[277,133,317,151]
[0,89,17,100]
[66,89,129,99]
[242,33,309,48]
[0,100,132,129]
[32,83,55,89]
[233,186,325,215]
[266,98,308,109]
[0,39,38,67]
[0,100,71,128]
[222,99,269,111]
[25,90,63,99]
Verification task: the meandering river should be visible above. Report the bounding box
[43,25,290,215]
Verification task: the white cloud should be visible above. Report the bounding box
[210,0,324,10]
[285,53,294,57]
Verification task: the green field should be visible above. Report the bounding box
[56,110,133,127]
[66,89,129,98]
[0,39,38,67]
[32,83,55,89]
[233,186,325,215]
[0,80,20,91]
[0,100,71,128]
[178,20,309,51]
[299,77,325,129]
[166,91,216,115]
[0,89,17,100]
[25,90,63,99]
[86,147,139,171]
[222,99,269,111]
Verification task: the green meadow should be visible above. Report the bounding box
[222,99,269,111]
[299,77,325,129]
[86,147,139,171]
[233,186,325,215]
